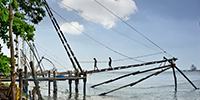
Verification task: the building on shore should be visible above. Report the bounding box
[182,64,200,72]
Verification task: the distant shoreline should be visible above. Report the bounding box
[181,70,200,72]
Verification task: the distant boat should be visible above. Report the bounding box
[182,64,200,72]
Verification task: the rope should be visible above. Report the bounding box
[20,49,32,71]
[36,44,70,66]
[49,7,144,63]
[43,0,82,71]
[35,43,70,70]
[79,52,164,63]
[39,56,57,70]
[94,0,173,57]
[22,83,32,100]
[25,40,45,74]
[33,43,46,71]
[55,0,161,53]
[14,35,19,68]
[20,38,25,69]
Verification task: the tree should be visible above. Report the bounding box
[0,0,46,74]
[0,46,11,76]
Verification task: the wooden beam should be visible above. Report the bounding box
[87,58,177,74]
[174,65,199,89]
[30,61,43,99]
[99,66,171,95]
[19,69,23,100]
[48,71,51,95]
[163,57,177,91]
[0,77,84,82]
[91,65,171,88]
[26,41,45,77]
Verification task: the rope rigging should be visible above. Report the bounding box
[49,7,144,63]
[94,0,172,57]
[33,43,46,71]
[25,40,45,76]
[35,44,70,70]
[39,0,175,71]
[55,0,161,53]
[79,52,164,63]
[37,56,56,71]
[20,49,32,71]
[43,0,83,72]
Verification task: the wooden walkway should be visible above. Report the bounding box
[87,57,177,74]
[0,77,84,82]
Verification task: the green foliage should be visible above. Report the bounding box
[0,0,46,74]
[0,53,11,74]
[0,1,10,48]
[4,82,10,87]
[17,0,46,24]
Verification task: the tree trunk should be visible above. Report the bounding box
[9,4,15,100]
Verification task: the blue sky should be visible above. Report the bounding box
[2,0,199,72]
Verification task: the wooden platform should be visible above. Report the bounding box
[0,77,84,82]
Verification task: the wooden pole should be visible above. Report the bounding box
[53,71,57,97]
[43,0,83,72]
[43,0,79,72]
[24,66,29,100]
[171,63,177,91]
[75,72,79,93]
[83,71,87,95]
[29,91,32,100]
[164,57,177,91]
[174,65,199,89]
[26,42,45,77]
[9,4,15,100]
[30,61,43,99]
[48,71,51,95]
[99,67,171,95]
[91,65,170,88]
[68,71,72,93]
[32,88,36,100]
[19,69,23,100]
[69,79,72,93]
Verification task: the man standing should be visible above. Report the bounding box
[108,57,112,68]
[94,58,98,70]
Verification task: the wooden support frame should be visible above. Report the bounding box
[164,57,177,91]
[99,67,172,95]
[174,65,199,89]
[48,71,51,95]
[26,41,45,77]
[30,61,43,99]
[53,71,57,97]
[91,65,171,88]
[87,57,177,73]
[164,57,199,90]
[19,69,23,100]
[83,72,87,95]
[0,77,84,82]
[42,0,83,72]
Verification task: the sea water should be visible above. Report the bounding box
[37,71,200,100]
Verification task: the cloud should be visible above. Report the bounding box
[59,0,137,29]
[60,21,84,35]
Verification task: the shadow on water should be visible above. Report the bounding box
[173,91,177,100]
[172,88,199,100]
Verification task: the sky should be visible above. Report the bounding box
[1,0,200,72]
